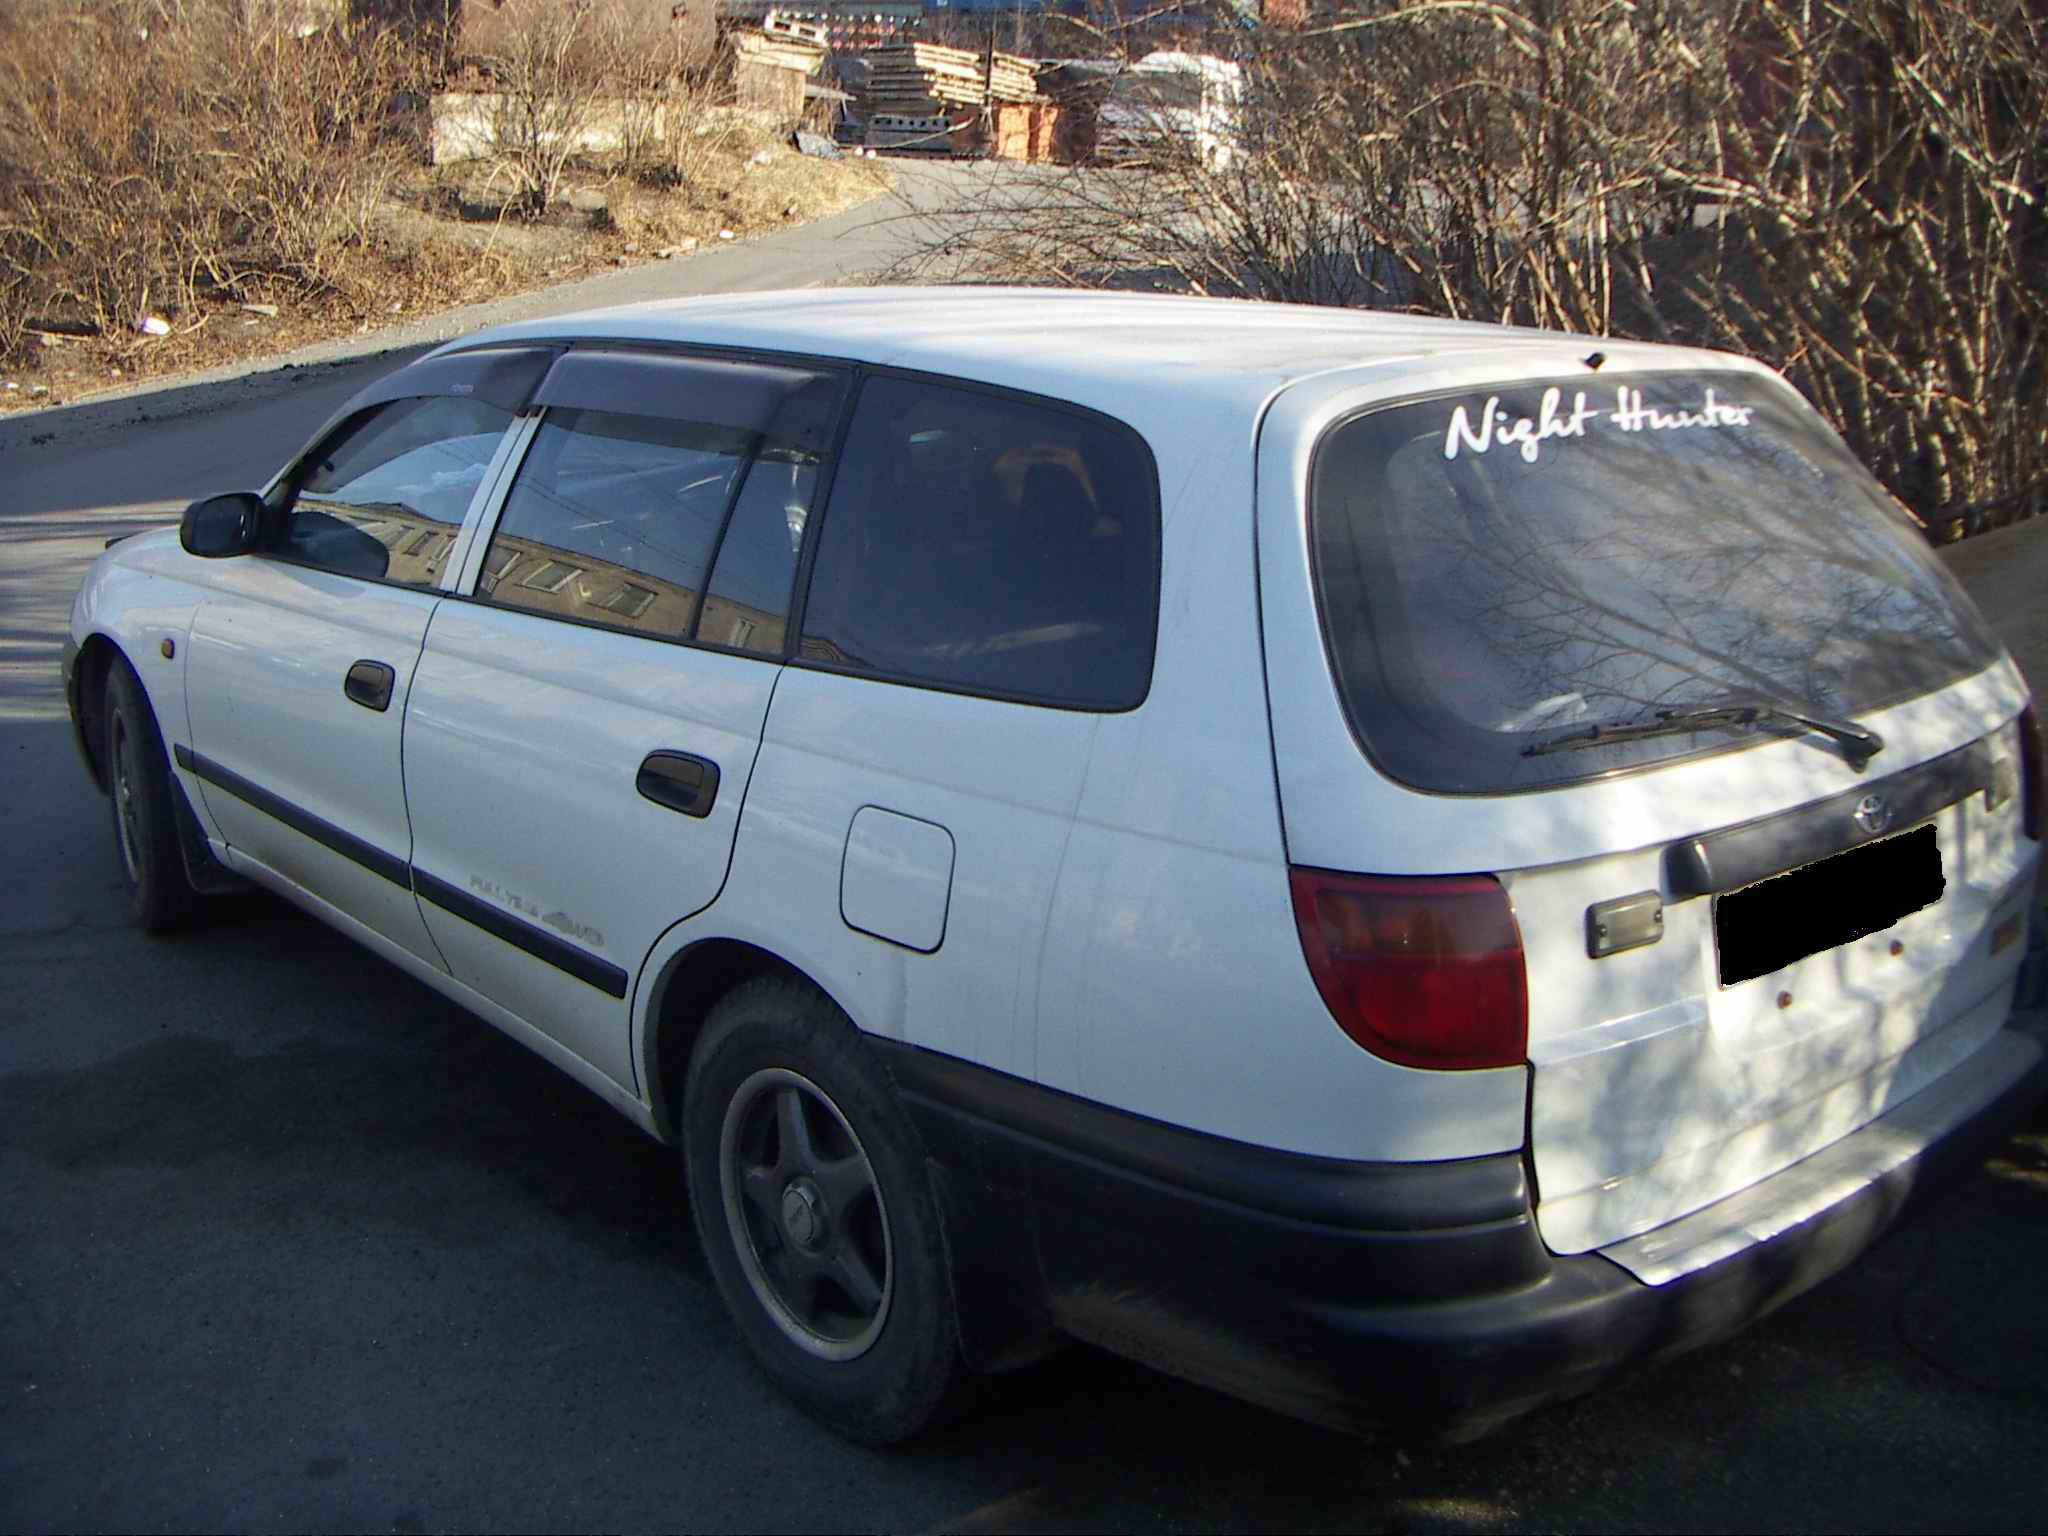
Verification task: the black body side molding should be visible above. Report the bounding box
[175,745,411,888]
[412,870,629,999]
[173,745,628,999]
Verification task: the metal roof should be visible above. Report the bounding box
[448,286,1746,430]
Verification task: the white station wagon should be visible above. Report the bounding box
[65,290,2046,1443]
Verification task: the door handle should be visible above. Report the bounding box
[344,659,396,713]
[637,751,720,819]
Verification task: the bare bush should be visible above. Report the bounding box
[0,0,424,353]
[472,0,618,216]
[897,5,1710,317]
[902,0,2046,531]
[649,88,756,193]
[469,0,705,216]
[1676,1,2046,532]
[617,50,747,194]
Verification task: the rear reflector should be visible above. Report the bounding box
[1288,867,1528,1071]
[2021,702,2043,842]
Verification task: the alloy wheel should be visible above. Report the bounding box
[111,710,142,885]
[718,1066,893,1362]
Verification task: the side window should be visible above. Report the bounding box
[479,408,753,640]
[284,396,514,587]
[799,376,1160,709]
[697,447,817,656]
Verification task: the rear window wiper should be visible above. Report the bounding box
[1522,699,1885,771]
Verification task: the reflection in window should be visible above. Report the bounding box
[1310,372,2003,792]
[597,582,659,620]
[698,449,817,656]
[480,407,752,640]
[480,545,522,585]
[518,560,584,594]
[284,395,512,589]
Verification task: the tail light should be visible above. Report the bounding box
[2021,702,2043,842]
[1288,867,1528,1071]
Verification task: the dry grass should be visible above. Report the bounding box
[0,2,886,408]
[0,1,421,337]
[606,114,887,249]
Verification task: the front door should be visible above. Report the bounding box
[183,392,522,966]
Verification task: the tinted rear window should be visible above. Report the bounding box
[799,376,1160,710]
[1310,371,2000,793]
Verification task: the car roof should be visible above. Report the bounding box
[441,287,1751,433]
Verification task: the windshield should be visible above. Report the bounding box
[1308,370,2001,793]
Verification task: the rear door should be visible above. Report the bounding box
[400,349,846,1091]
[183,358,543,964]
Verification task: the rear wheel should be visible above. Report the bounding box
[683,977,964,1444]
[103,656,197,933]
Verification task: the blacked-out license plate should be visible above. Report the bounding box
[1716,824,1945,986]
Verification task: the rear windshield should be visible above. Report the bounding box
[1309,370,2000,794]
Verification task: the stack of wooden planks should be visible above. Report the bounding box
[733,28,828,78]
[861,41,1041,113]
[762,13,831,49]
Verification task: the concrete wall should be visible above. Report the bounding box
[428,92,665,165]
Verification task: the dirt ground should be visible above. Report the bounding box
[0,131,888,415]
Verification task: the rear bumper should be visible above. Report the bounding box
[878,1010,2048,1439]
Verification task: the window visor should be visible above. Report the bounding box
[337,345,563,419]
[534,350,844,453]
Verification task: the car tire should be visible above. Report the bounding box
[683,976,965,1445]
[103,655,198,933]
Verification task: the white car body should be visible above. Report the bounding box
[65,289,2046,1438]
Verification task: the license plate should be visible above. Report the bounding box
[1716,824,1944,986]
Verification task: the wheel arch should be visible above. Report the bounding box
[77,624,243,899]
[71,632,126,793]
[70,549,212,798]
[640,936,817,1143]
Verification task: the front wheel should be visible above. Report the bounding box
[683,977,964,1444]
[103,655,198,933]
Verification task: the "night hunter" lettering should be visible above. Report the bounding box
[1444,386,1755,464]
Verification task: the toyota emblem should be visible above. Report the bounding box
[1853,793,1893,837]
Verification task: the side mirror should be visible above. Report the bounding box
[179,492,266,558]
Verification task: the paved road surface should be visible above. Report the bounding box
[4,187,2047,1533]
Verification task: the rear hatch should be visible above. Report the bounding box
[1278,362,2039,1263]
[1501,719,2034,1260]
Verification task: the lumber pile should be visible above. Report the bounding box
[861,42,1042,113]
[733,28,828,77]
[762,13,830,49]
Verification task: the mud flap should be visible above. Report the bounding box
[170,773,249,896]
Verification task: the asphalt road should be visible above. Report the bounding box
[4,192,2047,1534]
